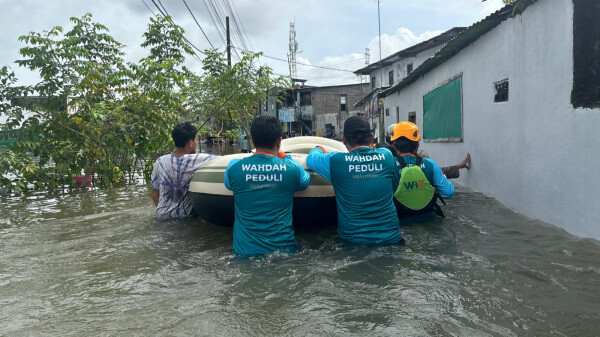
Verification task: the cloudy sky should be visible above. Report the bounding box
[0,0,504,86]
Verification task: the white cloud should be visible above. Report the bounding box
[297,28,444,86]
[368,28,445,61]
[0,0,506,88]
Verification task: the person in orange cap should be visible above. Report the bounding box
[389,122,455,219]
[383,123,470,179]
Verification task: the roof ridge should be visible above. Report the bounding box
[381,1,537,97]
[353,26,467,75]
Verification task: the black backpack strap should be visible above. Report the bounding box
[415,155,423,167]
[398,155,407,169]
[436,192,446,206]
[431,192,446,218]
[433,202,446,218]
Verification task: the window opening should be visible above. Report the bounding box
[340,95,347,111]
[300,92,312,106]
[407,63,413,75]
[388,71,394,86]
[408,111,416,124]
[494,79,509,102]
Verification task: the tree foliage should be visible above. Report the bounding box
[187,49,289,139]
[0,14,289,194]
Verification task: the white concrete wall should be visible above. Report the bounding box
[384,0,600,240]
[371,46,443,88]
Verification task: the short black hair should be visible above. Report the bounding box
[393,137,419,154]
[172,122,198,148]
[374,142,398,157]
[251,116,282,148]
[346,136,371,147]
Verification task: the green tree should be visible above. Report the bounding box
[0,14,289,194]
[186,49,289,140]
[0,14,196,192]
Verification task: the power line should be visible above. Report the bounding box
[204,0,242,61]
[145,0,203,62]
[201,0,226,46]
[141,0,156,16]
[228,0,254,50]
[299,74,361,80]
[220,0,244,49]
[150,0,166,16]
[223,0,249,51]
[138,0,284,125]
[181,0,216,49]
[155,0,168,15]
[320,58,366,67]
[231,46,355,73]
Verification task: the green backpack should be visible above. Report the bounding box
[394,156,436,211]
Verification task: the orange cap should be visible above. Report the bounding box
[390,121,421,141]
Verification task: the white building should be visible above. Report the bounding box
[353,27,465,138]
[381,0,600,240]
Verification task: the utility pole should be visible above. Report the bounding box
[377,0,385,143]
[226,16,233,142]
[226,16,231,67]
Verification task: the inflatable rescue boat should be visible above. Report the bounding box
[189,136,347,228]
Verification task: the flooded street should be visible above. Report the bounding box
[1,184,599,336]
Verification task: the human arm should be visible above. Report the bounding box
[280,154,310,191]
[428,159,455,199]
[151,189,159,206]
[306,146,337,181]
[441,166,460,179]
[150,159,160,206]
[457,153,471,169]
[438,153,471,179]
[223,159,240,190]
[189,153,217,171]
[392,157,401,191]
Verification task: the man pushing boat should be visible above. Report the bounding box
[224,116,310,256]
[306,116,403,245]
[151,122,217,218]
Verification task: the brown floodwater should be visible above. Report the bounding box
[1,144,599,335]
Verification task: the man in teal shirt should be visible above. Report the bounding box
[306,116,402,245]
[224,116,310,256]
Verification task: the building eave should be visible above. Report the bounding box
[382,0,540,98]
[353,27,466,75]
[353,86,389,108]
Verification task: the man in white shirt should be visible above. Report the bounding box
[151,122,216,218]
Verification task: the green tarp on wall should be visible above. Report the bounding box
[423,76,463,140]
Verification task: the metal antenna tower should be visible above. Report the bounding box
[288,22,299,79]
[362,48,371,83]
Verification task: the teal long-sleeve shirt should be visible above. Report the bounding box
[306,146,402,245]
[224,153,310,256]
[397,153,455,199]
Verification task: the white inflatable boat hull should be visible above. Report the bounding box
[189,136,347,228]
